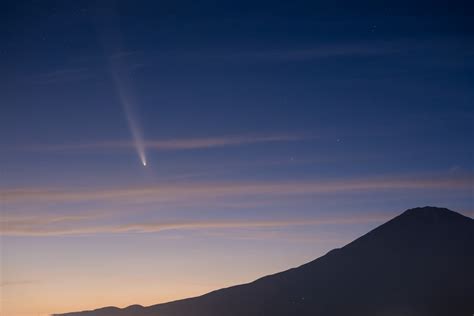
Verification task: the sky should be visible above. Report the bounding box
[1,1,473,315]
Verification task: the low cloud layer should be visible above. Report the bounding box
[2,173,472,237]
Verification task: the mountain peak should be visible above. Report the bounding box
[342,206,472,255]
[401,206,467,219]
[388,206,472,228]
[387,206,471,227]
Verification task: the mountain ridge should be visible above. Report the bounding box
[54,206,474,316]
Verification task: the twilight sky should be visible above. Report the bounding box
[1,1,473,315]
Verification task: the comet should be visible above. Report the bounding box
[111,64,148,167]
[97,3,148,167]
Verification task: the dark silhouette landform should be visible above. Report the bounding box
[55,206,474,316]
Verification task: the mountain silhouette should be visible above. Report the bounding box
[55,206,474,316]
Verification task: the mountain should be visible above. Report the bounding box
[55,207,474,316]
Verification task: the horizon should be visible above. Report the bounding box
[1,1,473,315]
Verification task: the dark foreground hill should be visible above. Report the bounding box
[55,206,474,316]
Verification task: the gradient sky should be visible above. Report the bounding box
[1,1,473,315]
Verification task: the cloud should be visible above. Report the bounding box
[0,280,40,287]
[202,229,349,244]
[2,174,471,237]
[20,134,312,152]
[0,213,104,226]
[31,67,92,84]
[132,40,409,65]
[0,214,387,237]
[142,38,471,66]
[144,134,309,150]
[221,42,402,62]
[2,174,472,204]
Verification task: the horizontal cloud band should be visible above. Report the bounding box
[22,134,312,152]
[2,174,471,236]
[0,214,387,237]
[3,174,472,203]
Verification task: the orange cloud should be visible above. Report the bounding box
[0,214,387,237]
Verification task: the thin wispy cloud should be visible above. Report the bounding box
[233,38,473,62]
[221,41,402,62]
[0,280,40,287]
[3,174,472,204]
[31,67,92,84]
[0,214,387,237]
[20,134,312,152]
[86,38,472,75]
[133,40,397,64]
[62,41,399,73]
[2,174,471,237]
[0,213,104,226]
[202,229,350,244]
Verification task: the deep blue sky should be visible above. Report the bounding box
[2,1,473,169]
[1,1,473,315]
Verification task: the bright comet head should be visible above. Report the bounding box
[137,147,147,166]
